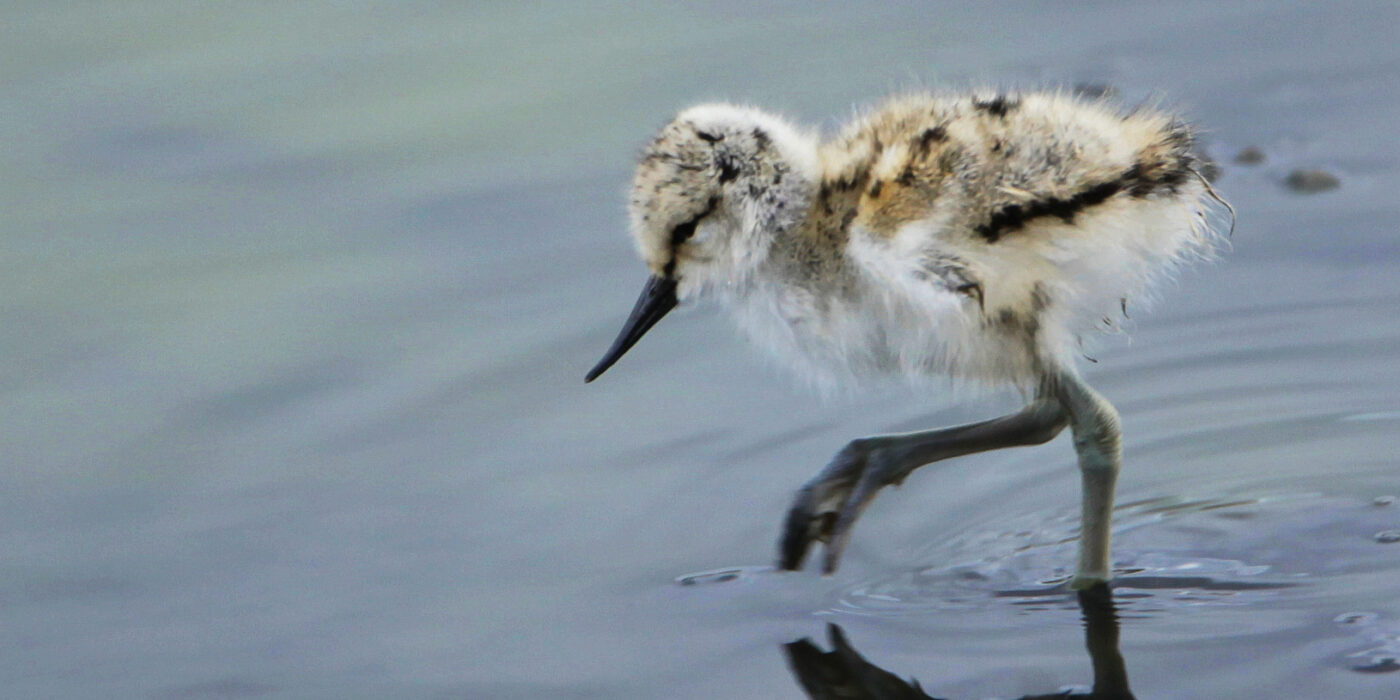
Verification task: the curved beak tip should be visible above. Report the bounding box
[584,275,678,384]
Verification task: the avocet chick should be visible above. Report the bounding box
[585,91,1229,589]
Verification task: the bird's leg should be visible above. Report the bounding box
[1051,371,1122,590]
[779,398,1068,574]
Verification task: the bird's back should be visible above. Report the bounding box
[748,91,1225,390]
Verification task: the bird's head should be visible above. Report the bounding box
[586,104,817,382]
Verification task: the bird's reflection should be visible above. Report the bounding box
[783,583,1133,700]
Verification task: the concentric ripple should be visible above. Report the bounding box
[840,491,1397,607]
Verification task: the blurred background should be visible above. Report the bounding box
[4,2,1399,698]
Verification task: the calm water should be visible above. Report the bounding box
[4,3,1399,698]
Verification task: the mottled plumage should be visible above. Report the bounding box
[587,90,1229,588]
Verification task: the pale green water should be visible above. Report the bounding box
[3,3,1399,698]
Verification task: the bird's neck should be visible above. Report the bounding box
[746,155,864,296]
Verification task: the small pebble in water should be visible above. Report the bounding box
[1233,146,1265,164]
[1334,612,1378,625]
[676,568,744,586]
[1352,657,1400,674]
[1372,495,1395,507]
[1373,530,1400,544]
[1285,168,1340,193]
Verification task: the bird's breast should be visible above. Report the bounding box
[724,268,1037,391]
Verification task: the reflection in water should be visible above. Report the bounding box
[785,624,939,700]
[785,584,1133,700]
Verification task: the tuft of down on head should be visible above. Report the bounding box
[628,104,820,299]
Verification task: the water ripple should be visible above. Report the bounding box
[833,492,1397,622]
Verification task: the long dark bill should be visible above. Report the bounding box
[584,275,679,382]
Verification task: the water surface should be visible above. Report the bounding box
[3,2,1399,698]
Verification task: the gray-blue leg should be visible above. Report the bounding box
[779,398,1069,574]
[1052,371,1122,589]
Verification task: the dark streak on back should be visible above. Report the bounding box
[975,179,1124,242]
[918,126,948,153]
[975,147,1196,243]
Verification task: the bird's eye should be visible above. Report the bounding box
[670,217,700,246]
[670,197,719,247]
[717,155,740,183]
